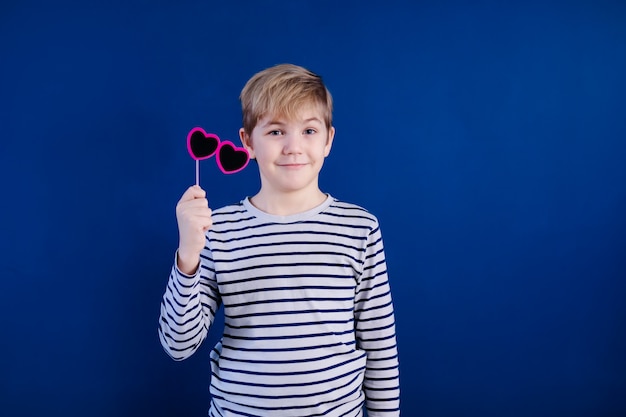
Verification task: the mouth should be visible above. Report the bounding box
[278,162,307,168]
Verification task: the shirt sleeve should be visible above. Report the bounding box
[355,221,401,416]
[158,243,222,361]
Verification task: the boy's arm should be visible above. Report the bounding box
[158,247,222,361]
[355,222,400,416]
[159,185,220,360]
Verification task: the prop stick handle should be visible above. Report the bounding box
[196,160,200,186]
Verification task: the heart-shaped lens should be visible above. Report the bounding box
[187,127,219,160]
[216,141,250,174]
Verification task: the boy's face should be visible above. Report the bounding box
[240,103,335,196]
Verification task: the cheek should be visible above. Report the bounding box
[250,145,274,162]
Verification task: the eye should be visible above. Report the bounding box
[268,129,282,136]
[304,128,317,135]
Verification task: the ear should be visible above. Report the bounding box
[323,126,335,157]
[239,128,255,159]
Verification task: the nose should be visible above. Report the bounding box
[282,133,303,154]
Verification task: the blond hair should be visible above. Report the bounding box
[240,63,333,134]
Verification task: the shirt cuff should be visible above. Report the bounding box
[174,250,200,279]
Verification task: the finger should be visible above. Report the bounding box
[179,185,207,203]
[185,223,212,237]
[179,223,211,239]
[191,211,213,221]
[180,211,213,224]
[180,207,212,222]
[186,222,212,233]
[177,199,210,215]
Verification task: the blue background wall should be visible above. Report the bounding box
[1,1,625,416]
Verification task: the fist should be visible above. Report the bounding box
[175,185,212,274]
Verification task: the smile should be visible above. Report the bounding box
[278,163,307,168]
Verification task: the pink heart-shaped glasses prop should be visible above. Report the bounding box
[186,127,250,185]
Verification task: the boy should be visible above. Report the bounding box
[159,64,400,416]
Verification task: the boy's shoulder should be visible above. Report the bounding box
[323,197,380,226]
[325,197,373,215]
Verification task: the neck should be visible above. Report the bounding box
[250,188,327,216]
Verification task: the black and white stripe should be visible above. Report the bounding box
[159,195,400,416]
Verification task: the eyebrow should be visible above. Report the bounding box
[261,117,323,128]
[261,120,286,127]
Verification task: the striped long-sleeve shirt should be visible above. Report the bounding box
[159,195,400,416]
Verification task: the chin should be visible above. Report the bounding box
[278,180,316,193]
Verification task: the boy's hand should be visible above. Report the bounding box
[175,185,212,275]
